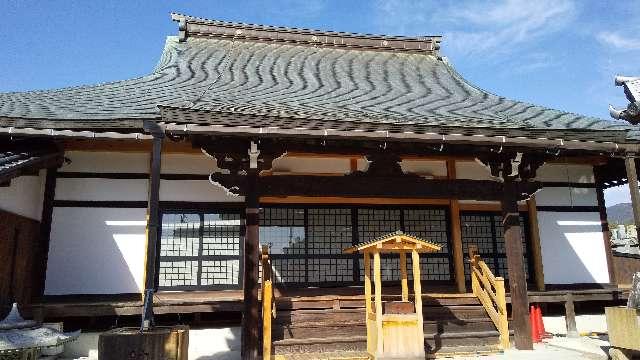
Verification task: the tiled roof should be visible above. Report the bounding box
[0,14,638,142]
[343,230,442,253]
[0,141,62,182]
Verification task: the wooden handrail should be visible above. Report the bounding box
[261,245,275,360]
[468,245,510,349]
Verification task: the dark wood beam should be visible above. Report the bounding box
[210,174,542,201]
[141,125,163,330]
[36,168,57,302]
[502,181,533,350]
[625,155,640,238]
[242,170,260,360]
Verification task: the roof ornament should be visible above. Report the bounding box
[609,75,640,124]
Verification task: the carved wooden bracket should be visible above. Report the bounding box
[477,152,546,182]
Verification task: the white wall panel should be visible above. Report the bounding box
[537,211,609,284]
[401,160,447,177]
[55,179,148,201]
[45,207,146,294]
[535,164,595,183]
[0,173,45,220]
[61,151,149,173]
[535,187,598,207]
[162,153,219,174]
[160,180,244,202]
[455,161,494,180]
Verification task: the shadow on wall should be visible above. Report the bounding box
[538,212,609,284]
[45,208,145,294]
[192,327,241,360]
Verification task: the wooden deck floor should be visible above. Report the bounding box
[29,284,627,321]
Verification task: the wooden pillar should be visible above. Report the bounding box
[242,170,260,360]
[594,168,616,284]
[399,251,408,301]
[373,251,383,356]
[411,250,424,342]
[37,167,57,301]
[564,293,579,338]
[526,196,545,291]
[447,160,466,293]
[502,181,533,350]
[625,155,640,238]
[364,251,373,354]
[142,129,163,330]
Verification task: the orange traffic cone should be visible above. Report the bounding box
[536,305,549,339]
[530,305,540,343]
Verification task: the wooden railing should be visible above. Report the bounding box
[468,245,510,349]
[261,245,275,360]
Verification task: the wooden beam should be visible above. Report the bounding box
[448,160,466,293]
[214,174,542,201]
[527,196,545,291]
[260,196,450,205]
[459,202,529,212]
[36,167,57,302]
[625,155,640,239]
[373,251,383,356]
[594,168,616,285]
[399,252,408,301]
[141,133,163,329]
[242,171,260,360]
[502,181,533,350]
[61,139,200,153]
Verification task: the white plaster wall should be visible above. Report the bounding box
[162,152,219,174]
[45,207,147,294]
[60,151,149,173]
[455,160,494,180]
[535,164,595,183]
[55,178,148,201]
[401,160,447,177]
[537,211,609,284]
[0,172,45,220]
[160,180,244,202]
[535,187,598,207]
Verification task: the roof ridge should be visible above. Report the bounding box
[170,13,442,55]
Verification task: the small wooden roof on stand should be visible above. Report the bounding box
[343,231,441,254]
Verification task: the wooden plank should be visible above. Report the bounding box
[459,202,528,212]
[399,252,408,301]
[527,196,545,291]
[62,139,200,154]
[448,159,466,293]
[494,278,510,349]
[502,181,533,350]
[373,251,383,356]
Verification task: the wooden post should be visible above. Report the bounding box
[448,160,466,293]
[527,196,545,291]
[625,155,640,239]
[242,170,260,360]
[595,168,616,284]
[411,250,424,344]
[364,251,373,354]
[399,251,408,301]
[373,251,383,356]
[468,245,478,295]
[564,293,579,338]
[37,167,57,301]
[141,126,163,330]
[502,181,533,350]
[262,280,273,360]
[494,277,510,349]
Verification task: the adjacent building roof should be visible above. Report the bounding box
[0,141,62,183]
[0,13,638,143]
[343,231,442,254]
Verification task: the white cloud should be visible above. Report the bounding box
[373,0,576,57]
[597,31,640,51]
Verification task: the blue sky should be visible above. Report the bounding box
[1,0,639,205]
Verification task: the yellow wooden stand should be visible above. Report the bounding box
[344,231,441,360]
